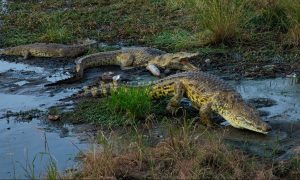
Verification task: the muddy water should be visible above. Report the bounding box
[0,58,89,178]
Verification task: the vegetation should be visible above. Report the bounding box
[62,86,299,179]
[1,0,300,51]
[3,0,300,178]
[78,119,300,179]
[66,87,157,127]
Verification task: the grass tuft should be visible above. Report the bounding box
[107,87,152,120]
[194,0,245,45]
[68,87,153,127]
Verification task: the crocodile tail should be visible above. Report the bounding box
[78,81,119,97]
[78,79,155,98]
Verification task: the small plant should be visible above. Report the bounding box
[165,0,245,45]
[107,87,152,120]
[46,159,59,180]
[194,0,245,44]
[71,87,152,127]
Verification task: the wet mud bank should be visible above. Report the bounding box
[0,55,299,178]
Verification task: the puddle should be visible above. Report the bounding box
[0,60,44,74]
[0,119,88,178]
[224,77,300,159]
[1,0,7,14]
[233,78,300,121]
[14,80,29,86]
[0,59,85,178]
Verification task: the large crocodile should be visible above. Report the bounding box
[46,47,198,86]
[0,39,97,59]
[81,71,271,134]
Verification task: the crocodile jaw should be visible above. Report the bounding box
[218,104,272,134]
[229,120,271,134]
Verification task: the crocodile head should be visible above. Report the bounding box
[158,52,199,71]
[215,94,271,134]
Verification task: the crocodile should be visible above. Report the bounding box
[45,47,199,86]
[0,39,97,59]
[81,71,271,134]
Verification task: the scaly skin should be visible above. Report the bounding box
[81,71,271,134]
[0,39,96,59]
[46,47,198,86]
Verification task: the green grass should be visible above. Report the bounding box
[107,87,152,119]
[46,160,59,180]
[2,0,299,50]
[149,29,200,50]
[68,87,154,127]
[194,0,245,45]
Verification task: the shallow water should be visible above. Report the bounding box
[234,77,300,121]
[1,0,7,14]
[0,58,87,178]
[0,119,88,178]
[222,78,300,159]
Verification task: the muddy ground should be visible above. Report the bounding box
[0,50,299,178]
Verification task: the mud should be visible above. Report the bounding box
[0,54,299,178]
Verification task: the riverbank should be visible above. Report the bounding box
[0,0,300,179]
[1,0,299,78]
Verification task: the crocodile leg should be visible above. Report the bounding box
[22,51,30,59]
[166,82,184,115]
[117,53,134,70]
[199,103,213,127]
